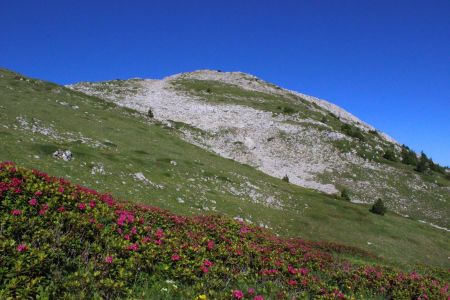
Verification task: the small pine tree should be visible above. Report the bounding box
[415,152,429,173]
[341,188,351,201]
[400,145,418,166]
[282,175,289,183]
[147,108,154,118]
[370,198,386,215]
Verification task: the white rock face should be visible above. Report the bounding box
[67,70,401,195]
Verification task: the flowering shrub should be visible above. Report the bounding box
[0,162,448,299]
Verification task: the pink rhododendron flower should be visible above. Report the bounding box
[333,290,345,299]
[124,234,130,240]
[410,271,421,281]
[105,256,113,264]
[203,260,213,267]
[39,203,50,215]
[17,243,28,252]
[126,243,139,251]
[240,226,251,234]
[207,240,215,250]
[116,210,135,226]
[200,265,209,273]
[288,265,297,274]
[247,288,255,295]
[171,254,181,261]
[155,239,162,245]
[11,209,22,216]
[34,190,43,196]
[28,198,37,206]
[232,290,244,299]
[58,186,64,193]
[155,228,164,239]
[261,269,278,276]
[78,203,86,210]
[131,227,137,234]
[253,296,264,300]
[89,200,96,208]
[288,279,297,286]
[57,206,65,212]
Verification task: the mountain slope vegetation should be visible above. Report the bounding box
[1,162,449,299]
[69,70,450,231]
[0,68,449,271]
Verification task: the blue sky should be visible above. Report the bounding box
[1,0,449,166]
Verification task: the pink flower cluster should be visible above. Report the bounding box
[17,243,28,252]
[126,243,139,251]
[11,209,21,216]
[232,289,264,300]
[116,210,135,226]
[200,259,214,273]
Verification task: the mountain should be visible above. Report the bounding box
[0,67,449,272]
[68,70,450,230]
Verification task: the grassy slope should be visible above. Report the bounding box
[0,69,449,269]
[171,77,450,227]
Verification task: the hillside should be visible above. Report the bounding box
[1,162,449,299]
[68,70,450,231]
[0,68,449,271]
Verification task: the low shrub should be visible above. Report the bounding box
[370,198,387,215]
[340,188,351,201]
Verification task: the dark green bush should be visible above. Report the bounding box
[415,152,430,173]
[282,106,296,114]
[340,188,351,201]
[370,199,387,215]
[341,124,366,141]
[282,175,289,182]
[400,145,418,166]
[383,149,397,162]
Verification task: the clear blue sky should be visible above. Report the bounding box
[1,0,449,166]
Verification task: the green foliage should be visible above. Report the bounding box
[370,199,387,216]
[340,188,351,201]
[404,147,446,175]
[147,108,154,118]
[400,145,418,166]
[415,152,430,173]
[341,124,366,141]
[281,106,296,114]
[282,175,289,182]
[1,163,448,299]
[382,149,397,162]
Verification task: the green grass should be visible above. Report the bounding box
[172,78,328,121]
[1,68,449,270]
